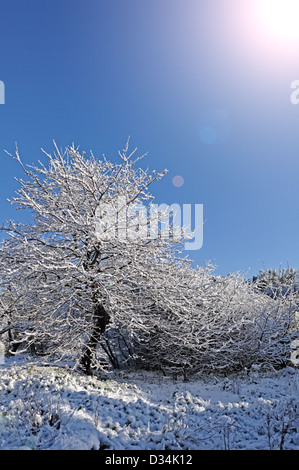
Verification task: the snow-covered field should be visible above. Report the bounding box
[0,356,298,450]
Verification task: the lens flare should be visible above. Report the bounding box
[172,175,184,188]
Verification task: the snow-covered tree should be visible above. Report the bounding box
[0,141,195,372]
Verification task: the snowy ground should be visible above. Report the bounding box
[0,356,298,450]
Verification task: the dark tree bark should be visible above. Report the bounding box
[80,303,110,374]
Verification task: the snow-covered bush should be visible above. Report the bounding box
[126,266,297,376]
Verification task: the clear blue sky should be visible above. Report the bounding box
[1,0,299,276]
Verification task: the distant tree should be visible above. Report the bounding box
[252,267,299,298]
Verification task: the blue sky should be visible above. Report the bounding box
[1,0,299,276]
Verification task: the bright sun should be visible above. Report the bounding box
[259,0,299,42]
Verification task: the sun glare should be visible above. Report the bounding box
[259,0,299,42]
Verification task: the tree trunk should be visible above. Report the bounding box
[80,303,110,374]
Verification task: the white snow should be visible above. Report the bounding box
[0,356,298,450]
